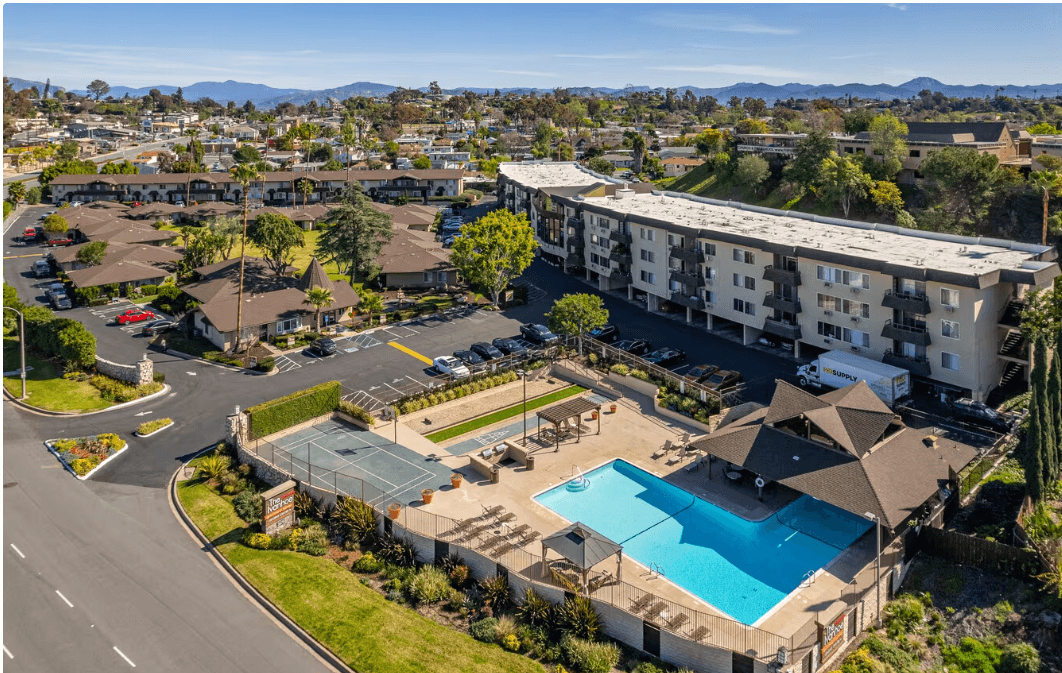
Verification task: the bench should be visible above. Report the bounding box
[467,440,534,481]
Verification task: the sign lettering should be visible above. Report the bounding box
[261,480,297,536]
[819,612,847,661]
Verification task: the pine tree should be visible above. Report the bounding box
[1031,334,1055,493]
[1025,394,1045,502]
[1047,330,1062,481]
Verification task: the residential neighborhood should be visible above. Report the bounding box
[4,5,1062,673]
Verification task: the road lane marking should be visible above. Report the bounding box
[55,590,74,607]
[3,644,12,659]
[113,646,136,667]
[10,544,25,558]
[388,341,433,365]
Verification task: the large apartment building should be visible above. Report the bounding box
[48,169,465,206]
[499,162,1060,402]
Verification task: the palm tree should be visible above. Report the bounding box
[7,181,26,206]
[357,288,385,327]
[1030,170,1062,245]
[229,162,263,353]
[340,122,358,184]
[302,287,335,331]
[298,177,314,209]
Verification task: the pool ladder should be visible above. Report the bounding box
[650,562,666,579]
[570,465,589,487]
[802,569,816,587]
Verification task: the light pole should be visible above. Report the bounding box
[517,369,527,445]
[864,512,882,627]
[4,307,27,400]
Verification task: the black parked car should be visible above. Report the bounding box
[309,338,338,356]
[453,349,485,368]
[614,339,652,356]
[492,338,528,357]
[644,348,687,368]
[141,319,178,336]
[470,342,504,361]
[519,323,559,345]
[587,324,620,343]
[951,398,1014,433]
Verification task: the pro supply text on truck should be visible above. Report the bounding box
[797,350,911,406]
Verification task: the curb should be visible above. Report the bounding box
[134,420,174,438]
[163,349,272,375]
[45,436,130,480]
[168,460,353,673]
[3,383,171,417]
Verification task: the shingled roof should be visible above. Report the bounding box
[690,380,977,529]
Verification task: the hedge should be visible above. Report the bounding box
[247,380,341,438]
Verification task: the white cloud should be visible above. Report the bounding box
[886,3,907,10]
[650,64,822,80]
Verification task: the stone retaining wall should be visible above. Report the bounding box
[95,353,153,386]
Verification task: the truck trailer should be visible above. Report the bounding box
[797,350,911,406]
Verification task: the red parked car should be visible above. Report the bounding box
[115,308,157,325]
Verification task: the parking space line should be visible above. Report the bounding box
[388,341,433,365]
[405,375,428,388]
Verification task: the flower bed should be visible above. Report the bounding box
[46,433,127,479]
[136,417,174,437]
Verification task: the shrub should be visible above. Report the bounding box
[243,531,273,549]
[332,496,377,542]
[57,323,96,370]
[88,375,162,403]
[136,417,172,435]
[609,363,630,375]
[561,635,619,673]
[501,633,521,652]
[407,566,451,604]
[256,356,275,372]
[353,551,382,573]
[376,535,418,567]
[233,489,262,522]
[861,634,919,673]
[630,368,652,382]
[98,433,125,451]
[449,564,470,588]
[337,399,375,426]
[558,595,602,641]
[293,490,318,518]
[632,663,667,673]
[139,284,158,296]
[518,587,556,628]
[884,595,924,636]
[197,454,229,480]
[943,638,1002,673]
[246,381,341,438]
[153,371,166,383]
[446,588,466,612]
[298,523,329,556]
[479,574,511,610]
[70,456,102,476]
[998,643,1040,673]
[469,617,499,643]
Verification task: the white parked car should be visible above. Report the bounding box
[433,355,470,379]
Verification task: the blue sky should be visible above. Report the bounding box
[4,3,1060,91]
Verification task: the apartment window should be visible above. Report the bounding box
[590,234,600,245]
[704,290,716,304]
[733,298,755,315]
[941,319,960,340]
[842,299,871,318]
[733,248,755,264]
[855,148,865,155]
[818,293,841,311]
[843,328,870,348]
[940,288,960,308]
[276,317,301,334]
[818,321,842,340]
[699,242,717,256]
[668,234,684,247]
[640,249,655,263]
[669,279,682,292]
[844,147,854,154]
[704,267,716,280]
[423,273,432,282]
[817,265,869,289]
[437,272,447,283]
[640,270,656,284]
[590,253,601,266]
[909,149,921,158]
[639,227,655,241]
[942,352,960,371]
[733,273,755,291]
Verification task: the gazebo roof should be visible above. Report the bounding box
[536,397,600,425]
[542,521,622,570]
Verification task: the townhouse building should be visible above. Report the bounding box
[49,169,465,206]
[1032,135,1062,170]
[500,162,1060,403]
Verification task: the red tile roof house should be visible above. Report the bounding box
[183,257,360,351]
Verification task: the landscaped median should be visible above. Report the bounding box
[47,433,128,478]
[425,385,588,443]
[176,454,545,673]
[136,417,174,437]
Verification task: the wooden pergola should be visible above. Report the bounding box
[535,397,601,452]
[541,521,623,595]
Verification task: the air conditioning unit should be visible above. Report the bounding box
[824,338,833,344]
[945,306,956,313]
[705,279,713,286]
[704,303,714,309]
[823,310,833,316]
[851,345,860,352]
[824,282,832,288]
[851,316,859,323]
[704,255,713,261]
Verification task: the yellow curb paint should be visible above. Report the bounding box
[388,341,433,365]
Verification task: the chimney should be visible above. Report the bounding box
[923,434,938,449]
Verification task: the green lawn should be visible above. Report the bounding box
[3,338,111,412]
[662,162,839,217]
[425,385,587,443]
[177,474,543,673]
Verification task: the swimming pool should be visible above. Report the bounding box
[535,460,871,625]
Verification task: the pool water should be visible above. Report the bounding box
[535,460,871,625]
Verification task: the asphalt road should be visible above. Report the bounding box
[2,408,334,673]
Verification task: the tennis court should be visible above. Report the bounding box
[272,418,454,505]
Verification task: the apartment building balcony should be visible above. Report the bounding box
[763,292,802,314]
[997,299,1026,329]
[566,216,584,229]
[763,265,801,286]
[881,320,932,346]
[609,268,632,284]
[882,290,931,315]
[882,349,932,378]
[608,229,632,244]
[565,250,585,267]
[762,317,802,340]
[669,247,705,265]
[518,198,530,211]
[670,292,705,311]
[609,249,632,265]
[737,144,797,156]
[998,331,1031,364]
[669,270,704,288]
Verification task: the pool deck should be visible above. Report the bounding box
[372,392,880,642]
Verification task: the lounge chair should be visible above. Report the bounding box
[688,626,710,642]
[491,542,515,557]
[508,523,531,538]
[478,535,506,550]
[684,460,700,474]
[665,613,689,631]
[651,440,674,459]
[679,432,691,446]
[519,530,541,545]
[497,512,516,524]
[630,594,653,614]
[644,602,667,621]
[447,517,476,535]
[666,447,688,465]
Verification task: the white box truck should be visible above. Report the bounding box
[797,350,911,406]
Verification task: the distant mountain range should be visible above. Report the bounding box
[6,77,65,94]
[7,76,1062,107]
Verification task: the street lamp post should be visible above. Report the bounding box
[3,307,27,400]
[517,369,527,445]
[864,512,882,627]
